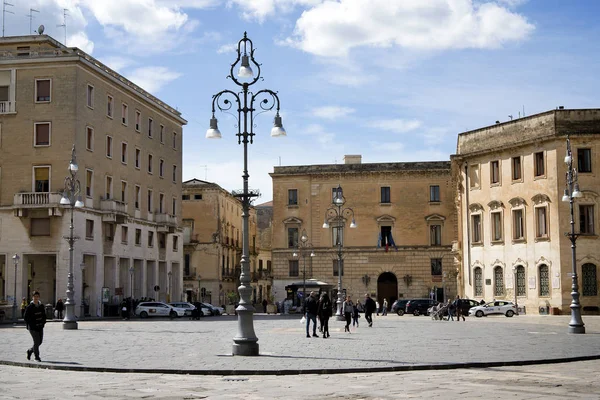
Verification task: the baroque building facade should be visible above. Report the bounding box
[0,35,186,316]
[452,108,600,314]
[270,155,458,309]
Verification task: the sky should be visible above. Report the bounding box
[3,0,600,202]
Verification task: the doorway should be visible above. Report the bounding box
[377,272,398,310]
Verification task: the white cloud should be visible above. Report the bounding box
[101,56,136,72]
[217,43,237,54]
[227,0,322,22]
[286,0,535,57]
[125,66,182,94]
[68,31,94,53]
[312,106,355,120]
[371,119,422,134]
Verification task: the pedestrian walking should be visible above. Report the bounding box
[24,291,46,362]
[20,298,27,319]
[454,295,465,321]
[317,293,332,338]
[55,298,64,319]
[382,298,388,316]
[447,299,455,321]
[262,298,268,313]
[352,301,360,327]
[364,293,376,327]
[342,295,354,332]
[376,300,380,316]
[304,291,319,338]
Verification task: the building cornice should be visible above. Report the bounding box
[271,161,451,177]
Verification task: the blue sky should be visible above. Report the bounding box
[4,1,600,201]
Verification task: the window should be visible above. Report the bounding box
[287,227,298,248]
[332,222,344,246]
[172,165,177,182]
[491,211,503,242]
[105,176,113,199]
[33,166,50,192]
[172,132,177,149]
[34,122,50,146]
[86,219,94,239]
[30,218,50,236]
[578,148,592,173]
[121,181,127,203]
[35,79,51,102]
[135,185,141,209]
[333,260,344,277]
[534,152,545,177]
[159,159,164,178]
[172,197,176,215]
[469,164,480,188]
[512,209,525,240]
[380,226,392,246]
[289,260,299,277]
[539,264,550,296]
[85,169,93,197]
[288,189,298,205]
[122,103,128,125]
[147,190,153,213]
[582,263,598,296]
[148,154,153,174]
[105,223,114,241]
[106,136,113,158]
[148,231,154,247]
[430,185,440,202]
[430,225,442,246]
[135,229,141,245]
[535,207,548,238]
[182,194,190,200]
[173,236,179,251]
[194,194,202,200]
[494,266,504,296]
[471,214,482,243]
[512,156,522,181]
[86,84,94,108]
[148,118,153,138]
[86,127,94,151]
[160,125,164,143]
[135,148,141,169]
[159,233,166,249]
[121,226,128,244]
[474,267,483,297]
[159,193,165,213]
[431,258,442,276]
[579,205,595,234]
[121,142,127,164]
[516,266,526,296]
[490,160,500,184]
[378,186,390,203]
[135,110,141,131]
[107,95,113,118]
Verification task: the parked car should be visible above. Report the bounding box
[191,302,212,317]
[202,303,224,316]
[169,302,196,318]
[453,299,481,317]
[135,302,186,319]
[469,301,517,317]
[405,299,438,316]
[391,299,410,316]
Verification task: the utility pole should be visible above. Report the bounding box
[2,1,14,37]
[26,8,39,34]
[57,8,68,45]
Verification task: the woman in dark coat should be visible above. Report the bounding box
[317,293,332,338]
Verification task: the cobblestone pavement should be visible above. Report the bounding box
[1,314,600,374]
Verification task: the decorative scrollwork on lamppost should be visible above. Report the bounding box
[322,185,356,321]
[292,229,314,311]
[59,145,84,330]
[206,32,286,356]
[361,274,370,287]
[562,136,585,334]
[403,274,412,287]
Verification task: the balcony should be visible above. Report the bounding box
[0,100,15,114]
[184,234,199,246]
[155,213,177,233]
[100,199,128,224]
[13,192,63,217]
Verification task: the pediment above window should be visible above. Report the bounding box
[425,213,446,222]
[487,200,504,210]
[579,190,600,202]
[509,197,527,208]
[376,214,396,223]
[531,194,551,205]
[282,216,303,225]
[469,203,484,213]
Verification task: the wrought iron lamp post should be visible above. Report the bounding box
[80,262,86,320]
[562,136,585,334]
[206,32,286,356]
[59,145,84,330]
[512,265,519,316]
[292,229,314,311]
[322,185,356,321]
[12,254,19,322]
[129,266,135,299]
[167,270,172,303]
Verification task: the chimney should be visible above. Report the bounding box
[558,106,564,110]
[343,155,362,164]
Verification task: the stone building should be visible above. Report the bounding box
[254,201,273,305]
[452,108,600,314]
[0,35,186,316]
[270,155,458,311]
[181,179,258,307]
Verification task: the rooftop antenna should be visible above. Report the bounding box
[199,165,208,181]
[508,115,513,120]
[26,8,39,34]
[2,1,14,37]
[57,8,68,45]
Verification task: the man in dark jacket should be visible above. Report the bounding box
[304,291,319,338]
[24,291,46,362]
[364,293,376,327]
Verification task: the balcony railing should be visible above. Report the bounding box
[0,101,15,114]
[14,192,62,207]
[155,213,177,226]
[100,199,127,224]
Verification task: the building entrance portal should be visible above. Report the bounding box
[377,272,398,310]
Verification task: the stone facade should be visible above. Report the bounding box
[0,35,186,316]
[452,108,600,315]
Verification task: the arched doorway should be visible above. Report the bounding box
[377,272,398,310]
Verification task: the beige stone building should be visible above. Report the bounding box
[270,155,458,310]
[452,108,600,314]
[255,201,273,305]
[181,179,259,307]
[0,35,186,317]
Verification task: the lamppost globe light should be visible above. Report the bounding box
[322,220,329,229]
[350,218,357,229]
[69,161,78,173]
[562,189,570,202]
[238,54,254,79]
[270,114,286,137]
[206,116,222,139]
[292,252,298,258]
[564,153,572,164]
[60,193,71,205]
[573,183,582,198]
[310,251,315,257]
[75,196,84,208]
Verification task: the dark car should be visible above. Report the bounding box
[405,299,438,316]
[391,299,410,316]
[453,299,481,316]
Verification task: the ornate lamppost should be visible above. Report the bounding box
[12,254,19,322]
[59,145,84,329]
[129,266,135,299]
[322,185,356,320]
[80,262,86,320]
[206,32,286,356]
[292,229,314,310]
[167,270,172,303]
[562,136,585,334]
[512,265,519,316]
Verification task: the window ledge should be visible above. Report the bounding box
[511,179,523,184]
[471,242,484,247]
[534,236,551,243]
[490,183,501,187]
[579,234,598,239]
[380,202,391,206]
[287,204,299,208]
[490,240,504,246]
[533,175,547,180]
[429,201,441,205]
[512,238,527,244]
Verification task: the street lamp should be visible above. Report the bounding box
[167,270,172,303]
[562,136,585,334]
[512,266,519,316]
[128,266,134,299]
[12,254,19,323]
[207,32,285,356]
[59,145,84,330]
[80,262,86,320]
[322,185,356,320]
[292,229,314,310]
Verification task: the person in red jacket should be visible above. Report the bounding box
[24,291,47,362]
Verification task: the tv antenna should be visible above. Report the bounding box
[57,8,68,45]
[199,165,209,181]
[2,1,14,37]
[26,8,39,34]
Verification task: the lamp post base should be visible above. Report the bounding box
[568,324,585,334]
[232,341,259,356]
[63,320,78,330]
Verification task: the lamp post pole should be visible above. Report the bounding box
[129,266,134,299]
[80,262,86,320]
[167,271,172,303]
[512,266,519,316]
[293,229,314,311]
[206,32,286,356]
[12,254,19,323]
[562,136,585,334]
[60,145,84,330]
[323,185,356,321]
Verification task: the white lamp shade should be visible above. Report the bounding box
[60,193,71,205]
[75,196,84,208]
[322,220,329,229]
[69,162,78,173]
[238,55,254,79]
[573,183,583,198]
[350,218,357,228]
[270,115,286,137]
[206,117,222,139]
[564,154,572,164]
[562,189,570,202]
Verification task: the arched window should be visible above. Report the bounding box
[516,266,526,296]
[539,264,550,296]
[494,266,504,296]
[474,267,483,297]
[582,263,598,296]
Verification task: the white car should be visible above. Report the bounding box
[169,302,196,317]
[469,301,517,318]
[135,302,186,319]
